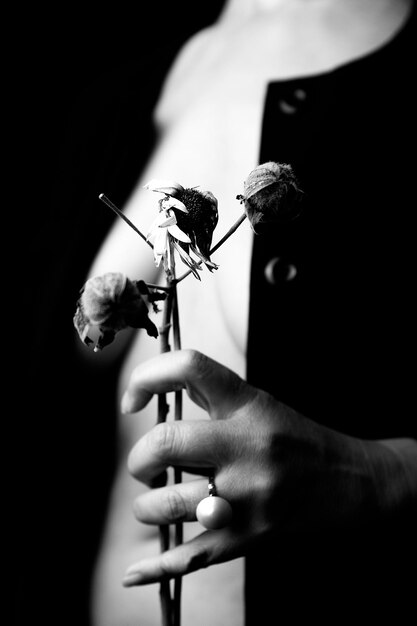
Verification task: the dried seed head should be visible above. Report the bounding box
[173,187,219,271]
[174,188,218,235]
[238,162,302,230]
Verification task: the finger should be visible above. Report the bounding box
[127,419,227,484]
[121,349,252,417]
[133,477,208,524]
[122,527,240,586]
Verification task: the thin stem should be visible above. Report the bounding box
[98,193,153,249]
[171,283,183,626]
[159,583,173,626]
[156,285,175,626]
[174,213,247,284]
[99,194,188,625]
[146,283,172,292]
[210,212,247,255]
[172,283,181,351]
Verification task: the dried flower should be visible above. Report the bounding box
[73,272,165,351]
[174,188,218,271]
[146,195,192,279]
[237,161,302,230]
[145,180,219,280]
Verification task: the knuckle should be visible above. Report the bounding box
[162,490,188,522]
[160,544,210,578]
[181,349,211,380]
[182,544,210,573]
[148,422,178,458]
[159,551,177,578]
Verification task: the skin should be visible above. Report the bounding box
[121,349,417,586]
[86,1,416,623]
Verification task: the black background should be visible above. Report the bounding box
[17,4,224,625]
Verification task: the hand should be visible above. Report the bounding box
[121,349,415,586]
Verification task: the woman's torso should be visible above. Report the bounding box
[89,2,414,624]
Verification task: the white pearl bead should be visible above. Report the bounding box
[196,496,233,530]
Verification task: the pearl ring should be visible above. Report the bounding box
[196,476,233,530]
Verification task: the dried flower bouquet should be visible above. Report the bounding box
[73,162,301,626]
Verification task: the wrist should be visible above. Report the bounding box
[365,437,417,521]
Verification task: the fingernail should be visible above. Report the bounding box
[122,565,143,587]
[121,391,133,414]
[122,573,143,587]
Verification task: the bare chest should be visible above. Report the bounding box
[118,0,412,388]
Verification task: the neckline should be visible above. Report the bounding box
[267,1,415,87]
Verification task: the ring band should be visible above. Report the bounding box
[196,476,233,530]
[208,476,216,497]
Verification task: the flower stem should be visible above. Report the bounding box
[210,212,247,255]
[155,277,184,626]
[174,213,247,284]
[171,283,183,626]
[146,283,172,292]
[98,194,153,249]
[157,284,175,626]
[99,194,186,625]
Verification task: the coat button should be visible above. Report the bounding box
[278,88,307,114]
[264,257,297,285]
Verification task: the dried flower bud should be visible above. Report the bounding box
[73,272,161,351]
[237,162,302,230]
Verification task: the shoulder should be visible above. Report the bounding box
[162,25,220,85]
[153,25,224,127]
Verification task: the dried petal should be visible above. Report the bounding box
[73,272,159,350]
[80,272,127,325]
[161,196,188,213]
[173,241,202,280]
[147,207,191,271]
[158,213,177,228]
[167,223,192,243]
[153,228,169,261]
[243,163,282,199]
[143,179,185,197]
[238,162,302,230]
